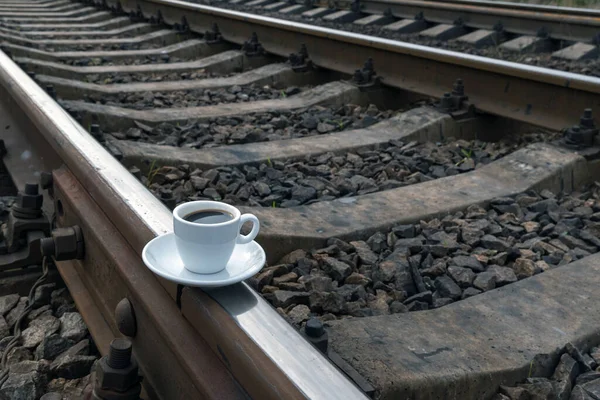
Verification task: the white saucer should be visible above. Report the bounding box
[142,233,266,288]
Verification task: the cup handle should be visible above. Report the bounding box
[238,213,260,244]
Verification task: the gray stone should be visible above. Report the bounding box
[433,297,454,308]
[409,262,427,293]
[51,354,96,379]
[321,257,352,282]
[33,283,56,308]
[51,289,73,313]
[552,353,578,400]
[0,336,12,353]
[287,305,311,325]
[368,292,390,316]
[309,291,345,314]
[373,260,397,283]
[0,317,9,341]
[367,232,387,253]
[452,255,485,272]
[528,198,558,213]
[312,245,341,257]
[387,253,417,296]
[59,313,88,343]
[392,225,416,239]
[581,378,600,398]
[0,294,19,316]
[518,378,557,400]
[54,339,90,365]
[447,266,475,288]
[350,241,378,265]
[403,291,432,305]
[553,353,579,383]
[190,176,209,190]
[303,276,334,292]
[335,285,366,302]
[7,347,33,366]
[480,235,510,252]
[459,227,484,246]
[473,271,497,292]
[560,235,596,254]
[268,291,309,308]
[6,298,27,329]
[254,181,271,197]
[41,393,63,400]
[569,385,594,400]
[406,301,428,311]
[591,347,600,365]
[513,258,537,279]
[0,371,45,400]
[487,265,518,286]
[566,342,593,373]
[344,273,370,286]
[279,249,308,265]
[499,385,528,400]
[421,259,447,277]
[55,304,77,318]
[263,265,289,277]
[26,305,52,325]
[389,301,408,314]
[9,360,49,375]
[578,230,600,249]
[251,269,274,291]
[434,276,462,300]
[291,185,317,203]
[461,287,482,299]
[35,334,75,361]
[576,371,600,385]
[21,315,60,348]
[272,272,298,286]
[393,238,423,254]
[490,252,509,266]
[327,238,354,253]
[46,374,91,398]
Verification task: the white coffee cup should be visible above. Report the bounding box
[173,201,260,274]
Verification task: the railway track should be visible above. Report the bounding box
[197,0,600,72]
[0,0,599,399]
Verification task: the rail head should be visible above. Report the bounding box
[141,0,600,92]
[395,0,600,16]
[0,50,368,399]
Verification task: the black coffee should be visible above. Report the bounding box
[183,209,234,224]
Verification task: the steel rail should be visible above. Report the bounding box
[97,0,600,131]
[348,0,600,43]
[0,48,367,400]
[0,54,250,400]
[416,0,600,16]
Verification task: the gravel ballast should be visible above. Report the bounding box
[84,70,228,84]
[495,343,600,400]
[85,84,304,109]
[103,103,394,147]
[64,55,189,67]
[134,132,552,208]
[248,184,600,327]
